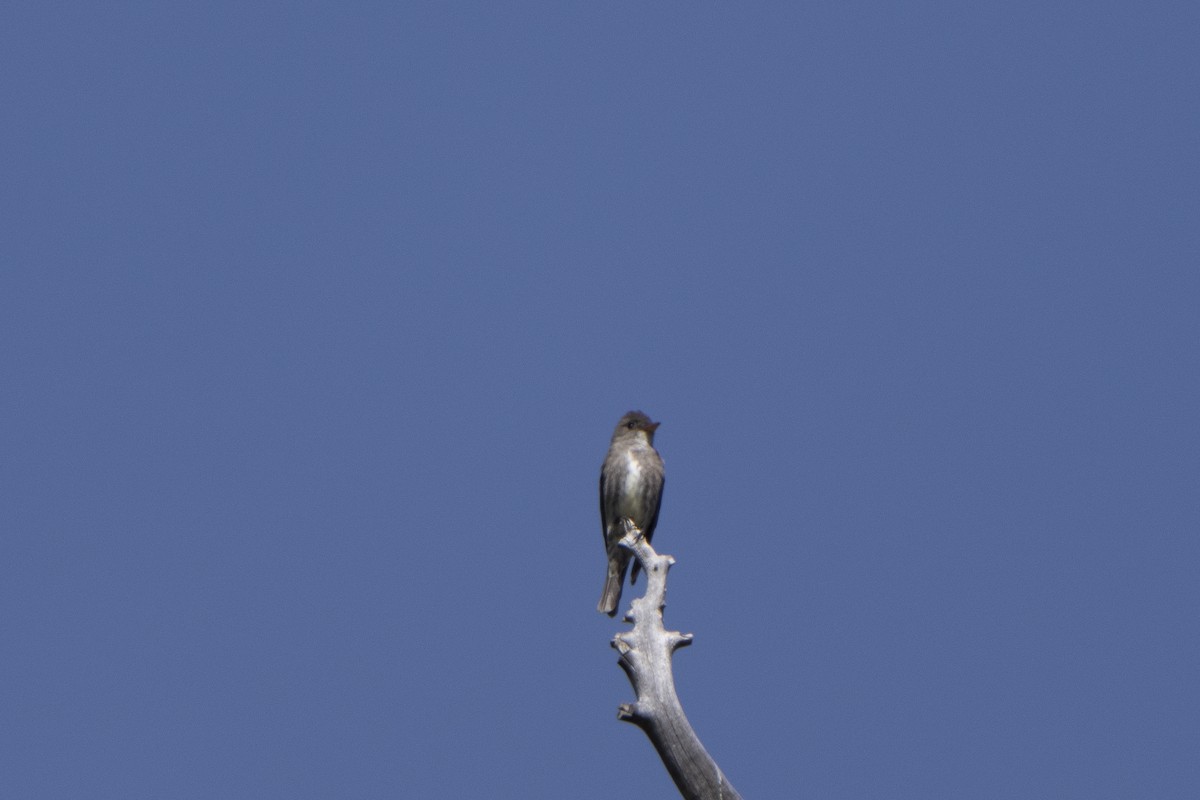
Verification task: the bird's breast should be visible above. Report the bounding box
[611,448,658,522]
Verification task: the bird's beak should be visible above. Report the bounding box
[643,421,661,433]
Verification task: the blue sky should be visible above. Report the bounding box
[3,3,1198,798]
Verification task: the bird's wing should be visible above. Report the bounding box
[644,473,664,544]
[599,467,609,542]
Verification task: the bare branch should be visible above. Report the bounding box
[610,519,742,800]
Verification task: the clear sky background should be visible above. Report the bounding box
[3,3,1198,798]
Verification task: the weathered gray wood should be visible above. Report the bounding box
[611,519,743,800]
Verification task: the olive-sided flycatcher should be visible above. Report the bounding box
[597,411,665,616]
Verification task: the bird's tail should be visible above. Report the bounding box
[596,552,629,617]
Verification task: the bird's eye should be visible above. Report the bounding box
[626,421,636,429]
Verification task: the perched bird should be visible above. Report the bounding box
[597,410,665,616]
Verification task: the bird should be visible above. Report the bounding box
[597,410,665,616]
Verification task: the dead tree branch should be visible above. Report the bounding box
[610,519,742,800]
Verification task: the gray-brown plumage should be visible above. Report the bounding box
[597,411,665,616]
